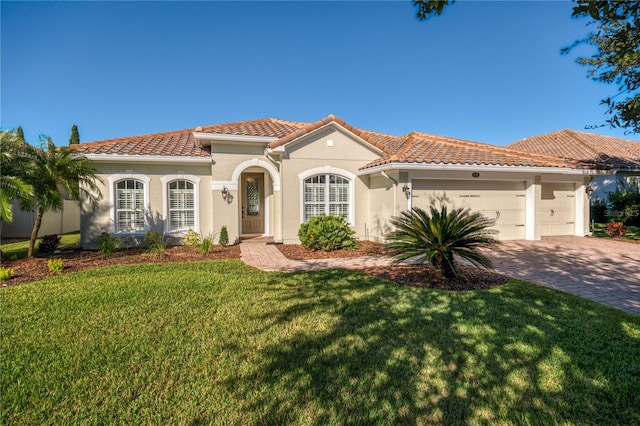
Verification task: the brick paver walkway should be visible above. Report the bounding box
[240,237,640,314]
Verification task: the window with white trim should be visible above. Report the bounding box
[303,174,350,222]
[116,179,145,233]
[168,180,195,231]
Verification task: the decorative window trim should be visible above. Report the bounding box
[108,173,151,234]
[298,166,356,225]
[160,174,201,234]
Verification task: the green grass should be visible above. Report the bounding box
[592,223,640,240]
[0,231,80,259]
[2,260,639,425]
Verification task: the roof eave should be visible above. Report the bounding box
[271,121,386,155]
[84,154,212,164]
[193,132,278,147]
[356,162,612,176]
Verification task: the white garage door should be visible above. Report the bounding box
[411,180,526,240]
[539,183,575,236]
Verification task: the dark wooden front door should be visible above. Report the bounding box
[241,173,264,235]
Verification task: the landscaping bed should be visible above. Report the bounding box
[1,245,240,287]
[275,240,389,259]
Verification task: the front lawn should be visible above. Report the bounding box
[2,260,639,424]
[592,223,640,240]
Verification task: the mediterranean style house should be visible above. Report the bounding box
[508,129,640,202]
[70,115,608,248]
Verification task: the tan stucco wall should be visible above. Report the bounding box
[278,127,381,243]
[81,162,212,247]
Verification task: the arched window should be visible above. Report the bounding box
[168,180,195,231]
[303,174,350,222]
[115,179,145,233]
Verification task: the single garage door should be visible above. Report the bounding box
[539,183,575,236]
[412,180,526,240]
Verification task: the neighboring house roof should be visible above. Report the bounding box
[508,129,640,170]
[71,116,603,170]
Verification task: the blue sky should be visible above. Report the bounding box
[2,1,638,147]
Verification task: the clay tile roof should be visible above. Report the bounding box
[359,131,598,170]
[267,114,392,154]
[507,129,640,169]
[198,118,308,138]
[69,128,211,157]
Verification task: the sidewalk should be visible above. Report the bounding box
[239,239,391,272]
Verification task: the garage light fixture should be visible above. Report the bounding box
[585,184,594,198]
[402,183,411,199]
[472,172,480,178]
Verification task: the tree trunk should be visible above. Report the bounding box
[27,209,44,258]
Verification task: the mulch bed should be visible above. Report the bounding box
[275,240,390,260]
[1,245,240,288]
[362,264,509,291]
[2,241,509,291]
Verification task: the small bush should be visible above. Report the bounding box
[200,237,213,254]
[182,229,201,247]
[97,232,119,258]
[298,215,356,251]
[37,234,61,255]
[47,258,64,274]
[219,226,229,246]
[145,231,168,256]
[608,185,640,226]
[605,221,627,238]
[0,267,13,281]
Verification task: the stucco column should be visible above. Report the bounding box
[525,176,541,240]
[575,177,590,236]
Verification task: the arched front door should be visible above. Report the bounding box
[241,173,264,235]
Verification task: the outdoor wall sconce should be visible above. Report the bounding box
[402,183,411,199]
[221,186,229,201]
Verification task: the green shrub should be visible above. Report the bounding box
[607,185,640,226]
[47,258,64,274]
[219,226,229,246]
[200,237,213,255]
[145,231,167,256]
[591,198,608,223]
[385,206,499,280]
[182,229,201,247]
[37,234,61,255]
[298,215,356,251]
[0,267,13,281]
[97,232,119,258]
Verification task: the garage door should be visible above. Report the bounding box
[411,180,526,240]
[539,183,575,236]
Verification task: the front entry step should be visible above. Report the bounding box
[240,236,274,243]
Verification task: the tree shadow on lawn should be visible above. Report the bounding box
[223,269,640,424]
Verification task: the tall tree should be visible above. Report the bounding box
[0,132,31,223]
[15,126,25,142]
[21,137,102,257]
[412,0,640,133]
[69,124,80,145]
[563,1,640,133]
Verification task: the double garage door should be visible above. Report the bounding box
[411,180,576,240]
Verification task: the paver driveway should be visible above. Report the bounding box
[488,236,640,314]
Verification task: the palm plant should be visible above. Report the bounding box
[384,205,499,279]
[0,131,32,223]
[21,137,102,257]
